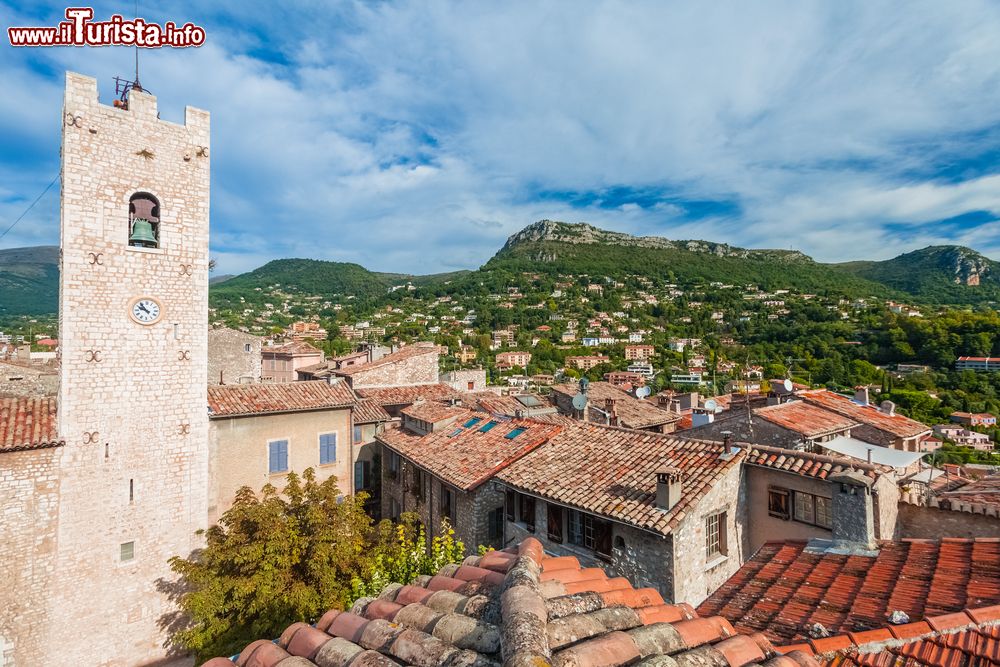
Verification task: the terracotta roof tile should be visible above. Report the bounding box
[264,341,322,356]
[378,411,563,491]
[207,381,356,417]
[201,537,820,667]
[399,401,469,424]
[0,396,62,452]
[698,539,1000,645]
[744,444,889,480]
[497,425,743,536]
[755,401,858,437]
[798,391,930,439]
[352,399,391,424]
[354,383,461,407]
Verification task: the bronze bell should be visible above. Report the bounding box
[129,218,157,247]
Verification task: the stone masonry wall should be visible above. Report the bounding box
[0,448,60,667]
[208,327,262,385]
[47,72,211,667]
[0,361,59,398]
[348,347,439,389]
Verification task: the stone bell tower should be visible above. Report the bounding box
[52,71,210,666]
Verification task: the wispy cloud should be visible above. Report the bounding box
[2,0,1000,273]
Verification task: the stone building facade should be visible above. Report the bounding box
[208,327,262,385]
[6,72,212,667]
[333,343,440,389]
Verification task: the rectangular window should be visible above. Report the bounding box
[768,487,790,520]
[353,425,363,443]
[479,421,499,433]
[706,511,727,560]
[389,497,401,521]
[354,460,370,492]
[547,503,564,543]
[268,440,289,474]
[567,510,611,557]
[505,489,516,522]
[441,486,456,523]
[387,450,400,479]
[505,427,527,440]
[319,433,337,465]
[793,491,832,529]
[488,506,504,544]
[120,541,135,562]
[464,417,483,428]
[519,494,536,532]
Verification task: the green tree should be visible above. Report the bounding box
[167,471,465,662]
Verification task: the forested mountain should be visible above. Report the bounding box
[0,246,59,316]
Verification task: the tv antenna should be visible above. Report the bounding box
[113,0,148,110]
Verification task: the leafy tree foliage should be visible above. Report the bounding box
[168,470,465,662]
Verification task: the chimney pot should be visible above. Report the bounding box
[655,467,683,511]
[855,386,870,406]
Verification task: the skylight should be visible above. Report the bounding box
[463,417,483,428]
[448,428,463,437]
[479,421,498,433]
[505,427,527,440]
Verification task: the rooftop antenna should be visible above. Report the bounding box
[113,0,146,110]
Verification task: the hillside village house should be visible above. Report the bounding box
[955,355,1000,372]
[262,340,324,382]
[685,400,858,451]
[933,424,995,450]
[566,354,610,370]
[328,343,441,388]
[797,388,932,451]
[625,344,655,361]
[950,411,998,427]
[207,381,358,523]
[495,350,531,369]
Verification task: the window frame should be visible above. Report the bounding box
[792,490,833,529]
[268,439,290,474]
[768,487,791,520]
[705,511,727,560]
[319,432,337,466]
[353,424,363,444]
[441,485,457,523]
[387,450,400,479]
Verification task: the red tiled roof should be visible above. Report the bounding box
[399,401,468,424]
[200,537,821,667]
[354,383,460,407]
[552,381,681,429]
[332,344,439,376]
[697,538,1000,645]
[207,381,356,417]
[798,391,930,439]
[498,425,743,536]
[0,397,62,453]
[351,398,391,424]
[745,443,889,480]
[755,401,858,437]
[378,411,562,491]
[784,605,1000,666]
[936,474,1000,512]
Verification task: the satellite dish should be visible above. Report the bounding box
[704,398,718,412]
[783,378,793,392]
[636,386,651,399]
[572,393,588,411]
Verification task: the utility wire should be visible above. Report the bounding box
[0,171,60,243]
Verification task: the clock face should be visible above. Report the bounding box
[130,298,162,325]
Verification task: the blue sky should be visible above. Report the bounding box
[3,1,1000,275]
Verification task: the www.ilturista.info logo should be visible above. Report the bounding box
[8,8,205,47]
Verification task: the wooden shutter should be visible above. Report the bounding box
[594,518,612,558]
[547,503,564,543]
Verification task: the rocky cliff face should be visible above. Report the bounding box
[946,247,992,285]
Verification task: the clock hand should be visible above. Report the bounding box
[138,303,150,314]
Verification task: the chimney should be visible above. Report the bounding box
[854,386,869,406]
[655,467,683,511]
[691,408,715,428]
[605,398,618,427]
[721,430,733,449]
[828,470,877,550]
[880,400,896,417]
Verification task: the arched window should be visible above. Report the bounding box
[128,192,160,248]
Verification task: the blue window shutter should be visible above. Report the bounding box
[354,461,364,490]
[269,441,288,473]
[320,433,336,465]
[280,441,288,471]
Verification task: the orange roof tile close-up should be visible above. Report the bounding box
[698,538,1000,646]
[354,383,461,407]
[798,391,930,439]
[0,396,62,453]
[199,536,823,667]
[754,401,858,438]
